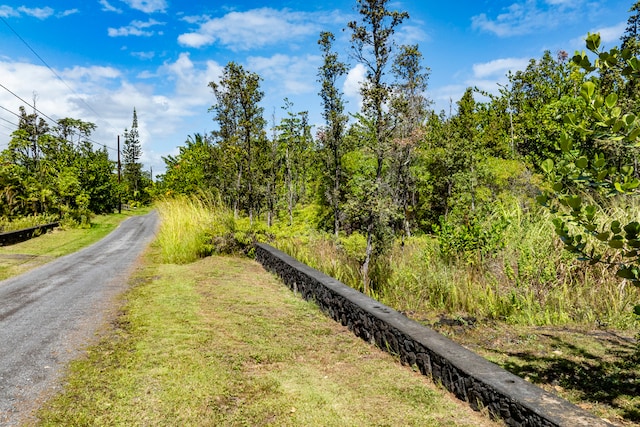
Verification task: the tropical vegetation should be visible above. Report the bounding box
[153,0,640,331]
[3,0,640,422]
[0,107,151,228]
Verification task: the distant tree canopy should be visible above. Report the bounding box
[0,106,117,223]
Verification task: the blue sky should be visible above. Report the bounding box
[0,0,634,175]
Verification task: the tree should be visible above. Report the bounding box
[76,141,117,214]
[276,99,312,225]
[507,50,580,165]
[317,31,349,238]
[347,0,408,292]
[160,134,218,196]
[389,44,429,236]
[539,33,640,317]
[209,62,266,224]
[7,106,50,174]
[122,108,144,203]
[1,106,116,220]
[620,1,640,104]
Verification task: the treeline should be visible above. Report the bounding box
[158,0,640,291]
[0,107,151,225]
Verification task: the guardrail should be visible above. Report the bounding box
[0,222,59,246]
[255,243,612,427]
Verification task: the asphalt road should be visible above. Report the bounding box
[0,211,159,426]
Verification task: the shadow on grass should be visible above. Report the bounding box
[496,333,640,423]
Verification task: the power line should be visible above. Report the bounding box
[0,84,117,152]
[0,83,59,126]
[0,16,122,137]
[1,16,124,157]
[0,104,21,119]
[0,118,17,129]
[0,112,18,127]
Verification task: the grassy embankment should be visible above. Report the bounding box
[147,195,639,425]
[270,200,640,425]
[34,196,499,426]
[11,195,637,425]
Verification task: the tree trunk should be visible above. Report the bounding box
[286,147,293,226]
[361,221,374,295]
[234,168,242,219]
[333,157,340,239]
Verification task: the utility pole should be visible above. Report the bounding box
[117,135,121,214]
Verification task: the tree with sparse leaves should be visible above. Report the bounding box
[317,31,349,238]
[347,0,408,293]
[209,62,267,224]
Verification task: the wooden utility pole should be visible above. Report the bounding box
[117,135,121,214]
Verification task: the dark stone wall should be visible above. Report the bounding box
[0,222,59,246]
[255,243,612,427]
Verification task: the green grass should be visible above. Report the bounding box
[271,201,640,329]
[35,249,499,427]
[0,207,151,281]
[32,196,638,425]
[432,321,640,425]
[154,195,229,264]
[0,213,59,233]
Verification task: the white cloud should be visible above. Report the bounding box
[569,21,626,50]
[592,21,626,45]
[0,5,78,19]
[177,8,325,51]
[181,15,206,25]
[471,0,585,37]
[0,54,224,174]
[120,0,167,14]
[176,33,213,49]
[430,84,467,114]
[108,19,165,37]
[99,0,122,13]
[544,0,579,6]
[132,51,156,60]
[159,53,223,103]
[62,65,121,81]
[396,23,430,46]
[246,53,320,96]
[430,57,530,114]
[0,6,18,18]
[344,63,366,109]
[17,6,54,19]
[472,57,530,79]
[58,9,79,18]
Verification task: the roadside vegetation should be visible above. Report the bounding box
[152,0,640,341]
[4,0,640,425]
[147,196,639,425]
[36,240,499,427]
[0,108,152,228]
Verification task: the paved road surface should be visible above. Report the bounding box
[0,212,158,426]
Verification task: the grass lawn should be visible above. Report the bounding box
[35,248,501,426]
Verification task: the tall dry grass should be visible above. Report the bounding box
[383,200,640,328]
[156,195,639,329]
[155,194,232,264]
[273,200,639,329]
